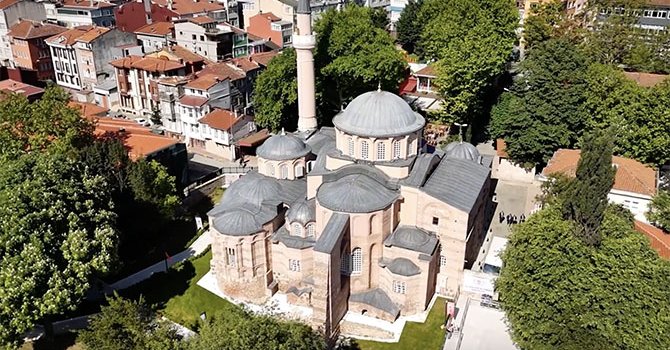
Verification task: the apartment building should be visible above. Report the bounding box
[174,17,249,61]
[110,45,205,115]
[135,21,174,53]
[0,0,47,66]
[45,0,117,28]
[114,0,178,33]
[240,0,343,29]
[247,12,292,48]
[8,20,67,80]
[45,25,136,100]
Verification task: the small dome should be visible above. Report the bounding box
[443,141,480,161]
[386,258,421,276]
[333,90,425,138]
[257,131,311,161]
[317,174,398,213]
[394,228,431,247]
[212,205,276,236]
[286,198,316,225]
[220,171,281,207]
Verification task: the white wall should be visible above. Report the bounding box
[608,190,652,223]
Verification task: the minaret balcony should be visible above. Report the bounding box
[292,34,316,49]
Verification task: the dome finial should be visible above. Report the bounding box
[454,122,468,144]
[377,82,381,92]
[280,127,286,135]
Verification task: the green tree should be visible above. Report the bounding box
[649,190,670,232]
[78,294,184,350]
[128,159,180,218]
[497,206,670,349]
[150,107,163,126]
[490,38,590,166]
[562,130,616,245]
[523,0,584,49]
[189,310,325,350]
[0,86,93,161]
[396,0,423,54]
[252,49,298,131]
[0,152,118,347]
[315,5,406,114]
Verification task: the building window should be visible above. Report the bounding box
[376,142,386,160]
[295,164,305,177]
[432,217,439,226]
[289,259,301,272]
[440,255,447,267]
[348,137,354,156]
[192,34,196,40]
[266,163,275,176]
[340,252,350,274]
[292,223,301,236]
[226,247,236,267]
[351,247,362,275]
[393,140,401,159]
[280,164,288,179]
[361,140,369,160]
[393,280,406,294]
[307,224,315,237]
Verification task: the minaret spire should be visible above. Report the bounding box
[294,0,317,132]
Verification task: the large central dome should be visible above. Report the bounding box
[333,90,425,138]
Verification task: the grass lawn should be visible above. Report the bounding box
[356,297,447,350]
[121,249,238,330]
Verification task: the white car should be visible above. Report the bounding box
[134,118,151,127]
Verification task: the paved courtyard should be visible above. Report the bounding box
[456,301,517,350]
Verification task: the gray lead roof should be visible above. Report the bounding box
[317,174,398,213]
[350,288,400,317]
[421,157,490,213]
[384,225,439,255]
[271,226,316,249]
[286,197,316,225]
[385,257,421,276]
[256,132,311,161]
[332,90,425,138]
[297,0,310,14]
[314,213,349,253]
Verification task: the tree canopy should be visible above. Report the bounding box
[78,295,184,350]
[497,206,670,349]
[252,5,405,131]
[396,0,423,54]
[188,309,325,350]
[649,190,670,232]
[0,151,117,347]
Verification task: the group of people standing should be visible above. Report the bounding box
[499,212,525,226]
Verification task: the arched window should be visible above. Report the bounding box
[351,247,362,275]
[307,223,315,237]
[348,137,355,156]
[292,223,302,236]
[295,164,305,178]
[409,137,417,155]
[393,140,401,159]
[280,164,288,179]
[266,163,275,176]
[376,142,386,160]
[361,141,369,160]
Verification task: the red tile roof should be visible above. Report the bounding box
[152,0,224,16]
[542,149,657,196]
[251,12,281,21]
[189,15,216,24]
[178,95,208,107]
[0,0,19,10]
[237,129,270,147]
[199,61,245,81]
[415,65,437,77]
[0,79,44,98]
[250,50,279,67]
[623,72,669,87]
[634,220,670,260]
[60,0,115,9]
[230,57,261,73]
[184,73,225,90]
[134,22,174,36]
[8,20,67,40]
[45,25,108,46]
[199,109,242,130]
[110,55,184,72]
[68,101,108,118]
[150,45,205,63]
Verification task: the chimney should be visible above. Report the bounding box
[143,0,152,24]
[90,0,94,7]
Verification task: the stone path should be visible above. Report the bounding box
[110,232,212,290]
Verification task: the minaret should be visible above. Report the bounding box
[293,0,317,132]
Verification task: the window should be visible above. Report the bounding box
[393,280,406,294]
[440,255,447,267]
[292,223,301,236]
[280,164,288,179]
[432,217,439,226]
[393,140,401,159]
[351,247,362,275]
[295,164,305,177]
[266,164,275,176]
[199,35,204,41]
[192,34,196,40]
[226,247,236,266]
[361,141,369,160]
[348,137,354,156]
[289,259,301,272]
[340,252,350,274]
[376,142,386,160]
[307,224,315,237]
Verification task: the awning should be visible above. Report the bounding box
[237,129,270,147]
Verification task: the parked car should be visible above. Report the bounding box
[134,118,151,127]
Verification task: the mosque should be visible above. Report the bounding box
[207,0,492,337]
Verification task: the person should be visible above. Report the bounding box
[513,215,517,224]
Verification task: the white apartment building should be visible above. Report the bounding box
[0,0,46,65]
[174,17,248,61]
[134,22,174,53]
[44,0,116,28]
